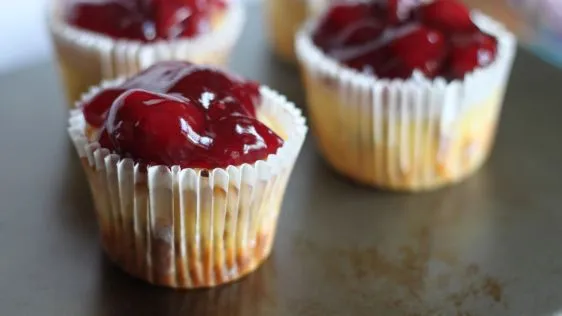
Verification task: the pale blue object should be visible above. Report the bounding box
[510,0,562,67]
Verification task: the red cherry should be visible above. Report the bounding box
[83,63,261,123]
[151,0,183,39]
[97,127,114,150]
[122,61,194,93]
[168,68,235,104]
[105,89,207,166]
[312,31,333,52]
[333,20,384,47]
[448,32,498,79]
[66,0,227,41]
[385,0,400,24]
[324,3,373,31]
[389,25,447,78]
[82,62,279,169]
[419,0,477,33]
[450,29,495,47]
[151,0,212,39]
[338,45,392,75]
[82,88,126,127]
[372,0,421,25]
[230,82,260,117]
[67,1,149,40]
[374,56,418,79]
[314,2,374,48]
[168,67,259,116]
[207,97,253,120]
[312,1,498,80]
[195,116,283,168]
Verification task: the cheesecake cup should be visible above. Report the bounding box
[48,0,245,105]
[296,12,516,191]
[68,79,307,288]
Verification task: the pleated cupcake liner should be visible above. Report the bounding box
[296,11,517,191]
[47,0,246,105]
[69,79,308,288]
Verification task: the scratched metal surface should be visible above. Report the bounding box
[1,4,562,316]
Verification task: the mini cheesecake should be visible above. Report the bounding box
[296,0,516,191]
[68,61,307,288]
[48,0,245,105]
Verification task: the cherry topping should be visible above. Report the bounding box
[169,68,239,105]
[207,98,252,120]
[338,45,392,75]
[230,82,261,117]
[321,2,373,33]
[106,89,207,166]
[334,20,385,48]
[313,2,373,49]
[448,33,498,79]
[312,0,499,80]
[83,88,126,127]
[66,1,145,40]
[373,0,420,25]
[65,0,227,42]
[419,0,477,34]
[81,62,282,168]
[97,127,114,150]
[168,68,259,117]
[384,0,400,25]
[82,61,260,127]
[388,26,447,78]
[121,60,193,92]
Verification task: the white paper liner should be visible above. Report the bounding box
[47,0,245,103]
[68,80,307,288]
[296,11,517,191]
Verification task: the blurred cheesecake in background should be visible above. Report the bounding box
[48,0,246,105]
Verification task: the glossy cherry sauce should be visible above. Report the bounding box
[82,61,283,168]
[313,0,498,80]
[65,0,227,41]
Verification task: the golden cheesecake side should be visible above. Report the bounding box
[303,72,506,191]
[264,0,308,62]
